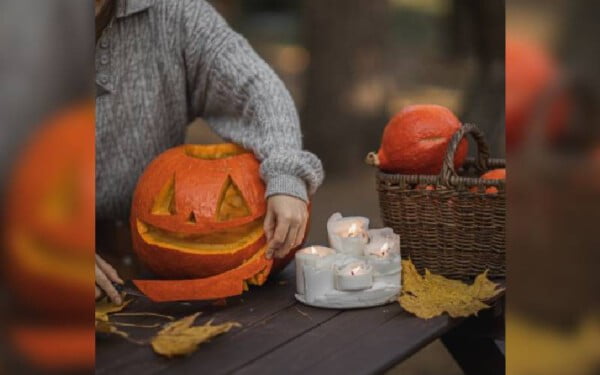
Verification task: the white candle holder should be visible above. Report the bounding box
[295,213,402,309]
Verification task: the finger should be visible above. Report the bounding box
[263,207,276,242]
[275,221,299,259]
[267,219,289,259]
[96,265,122,305]
[96,255,123,284]
[294,214,308,249]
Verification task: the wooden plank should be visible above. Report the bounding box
[302,311,458,374]
[96,266,302,374]
[235,305,457,375]
[234,304,405,374]
[156,304,341,374]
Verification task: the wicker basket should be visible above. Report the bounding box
[373,124,505,280]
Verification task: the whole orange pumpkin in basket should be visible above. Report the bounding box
[366,104,468,175]
[470,168,506,194]
[130,144,303,301]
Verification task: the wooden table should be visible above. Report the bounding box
[96,263,505,375]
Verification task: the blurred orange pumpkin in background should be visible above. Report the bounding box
[506,37,571,152]
[367,104,468,175]
[4,102,95,315]
[3,101,95,372]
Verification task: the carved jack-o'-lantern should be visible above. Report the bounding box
[4,102,95,316]
[130,144,284,301]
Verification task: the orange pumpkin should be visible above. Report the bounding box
[367,105,468,175]
[130,144,303,301]
[506,37,570,152]
[4,102,95,316]
[471,168,506,194]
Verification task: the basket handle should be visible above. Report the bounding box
[440,123,490,185]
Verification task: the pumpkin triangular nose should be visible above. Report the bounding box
[186,211,197,224]
[216,176,250,221]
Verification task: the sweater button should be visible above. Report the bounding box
[98,74,109,84]
[100,39,109,49]
[100,55,109,65]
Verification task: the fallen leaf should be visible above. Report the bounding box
[151,313,240,358]
[95,297,132,322]
[95,320,129,339]
[112,312,174,321]
[398,259,503,319]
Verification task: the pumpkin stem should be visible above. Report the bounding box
[365,152,380,167]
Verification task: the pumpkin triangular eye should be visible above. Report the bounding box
[186,211,197,224]
[216,176,250,221]
[151,174,176,215]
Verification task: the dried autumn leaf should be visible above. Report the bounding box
[151,312,240,358]
[399,259,503,319]
[95,297,132,322]
[95,320,129,339]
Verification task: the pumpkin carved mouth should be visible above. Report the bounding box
[136,218,264,255]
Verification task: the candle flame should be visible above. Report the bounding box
[348,223,359,237]
[350,265,362,276]
[379,242,389,256]
[308,246,318,254]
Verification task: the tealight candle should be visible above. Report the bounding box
[365,241,400,275]
[327,213,370,256]
[295,246,336,296]
[334,262,373,291]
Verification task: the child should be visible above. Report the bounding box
[95,0,324,303]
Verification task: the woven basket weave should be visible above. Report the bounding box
[374,124,506,280]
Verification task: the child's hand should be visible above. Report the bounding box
[95,254,124,305]
[264,195,308,259]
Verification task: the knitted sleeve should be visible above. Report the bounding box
[181,0,324,202]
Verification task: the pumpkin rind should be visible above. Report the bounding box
[131,221,267,279]
[133,245,273,302]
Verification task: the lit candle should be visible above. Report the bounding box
[365,241,400,275]
[334,261,373,291]
[327,213,370,256]
[295,246,336,296]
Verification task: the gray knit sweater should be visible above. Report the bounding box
[95,0,324,219]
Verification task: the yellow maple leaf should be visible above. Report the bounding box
[399,259,503,319]
[151,312,240,358]
[95,297,132,322]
